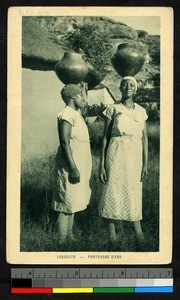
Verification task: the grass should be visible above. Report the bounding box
[22,17,70,65]
[20,121,159,252]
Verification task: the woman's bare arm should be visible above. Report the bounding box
[99,117,112,183]
[141,122,148,182]
[58,120,80,184]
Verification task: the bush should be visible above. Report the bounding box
[64,24,113,82]
[133,87,160,122]
[139,35,160,66]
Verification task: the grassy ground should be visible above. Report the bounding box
[20,121,159,252]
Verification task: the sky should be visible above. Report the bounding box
[109,16,160,35]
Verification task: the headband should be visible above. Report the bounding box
[121,76,138,92]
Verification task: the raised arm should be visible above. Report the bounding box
[99,117,113,183]
[141,122,148,182]
[58,120,80,184]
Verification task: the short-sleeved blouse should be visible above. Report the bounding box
[103,103,148,139]
[58,106,90,143]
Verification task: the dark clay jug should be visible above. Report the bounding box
[111,43,145,77]
[54,52,88,84]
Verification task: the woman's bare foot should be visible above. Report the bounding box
[136,231,145,242]
[58,237,67,245]
[108,221,117,243]
[109,233,117,243]
[68,233,78,242]
[136,232,147,250]
[133,221,145,243]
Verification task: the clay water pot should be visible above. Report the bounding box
[54,52,88,84]
[111,43,145,77]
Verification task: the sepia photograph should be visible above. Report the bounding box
[7,7,173,264]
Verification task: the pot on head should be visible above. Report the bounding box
[54,52,88,84]
[111,42,145,77]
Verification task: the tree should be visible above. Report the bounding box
[64,24,113,83]
[145,35,160,66]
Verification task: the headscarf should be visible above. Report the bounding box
[61,84,83,103]
[120,76,138,92]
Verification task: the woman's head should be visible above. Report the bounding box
[120,76,138,99]
[61,84,86,109]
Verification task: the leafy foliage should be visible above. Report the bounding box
[64,24,113,82]
[133,87,160,121]
[146,35,160,66]
[134,87,160,103]
[139,35,160,66]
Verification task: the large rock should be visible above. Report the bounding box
[38,16,138,40]
[22,17,159,91]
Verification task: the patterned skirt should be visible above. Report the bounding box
[99,136,143,221]
[52,141,92,214]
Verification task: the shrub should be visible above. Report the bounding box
[64,24,113,82]
[133,87,160,122]
[139,35,160,66]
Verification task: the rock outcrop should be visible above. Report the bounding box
[22,16,160,99]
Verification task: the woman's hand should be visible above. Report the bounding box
[99,167,108,184]
[141,166,148,182]
[68,167,80,184]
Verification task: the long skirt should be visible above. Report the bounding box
[52,141,92,214]
[99,136,143,221]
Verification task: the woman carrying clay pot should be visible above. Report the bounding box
[52,84,92,243]
[99,76,148,244]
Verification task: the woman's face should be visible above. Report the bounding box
[120,79,136,98]
[73,92,87,109]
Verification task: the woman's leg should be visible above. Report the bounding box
[133,220,145,241]
[56,212,70,242]
[108,219,117,242]
[67,213,75,237]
